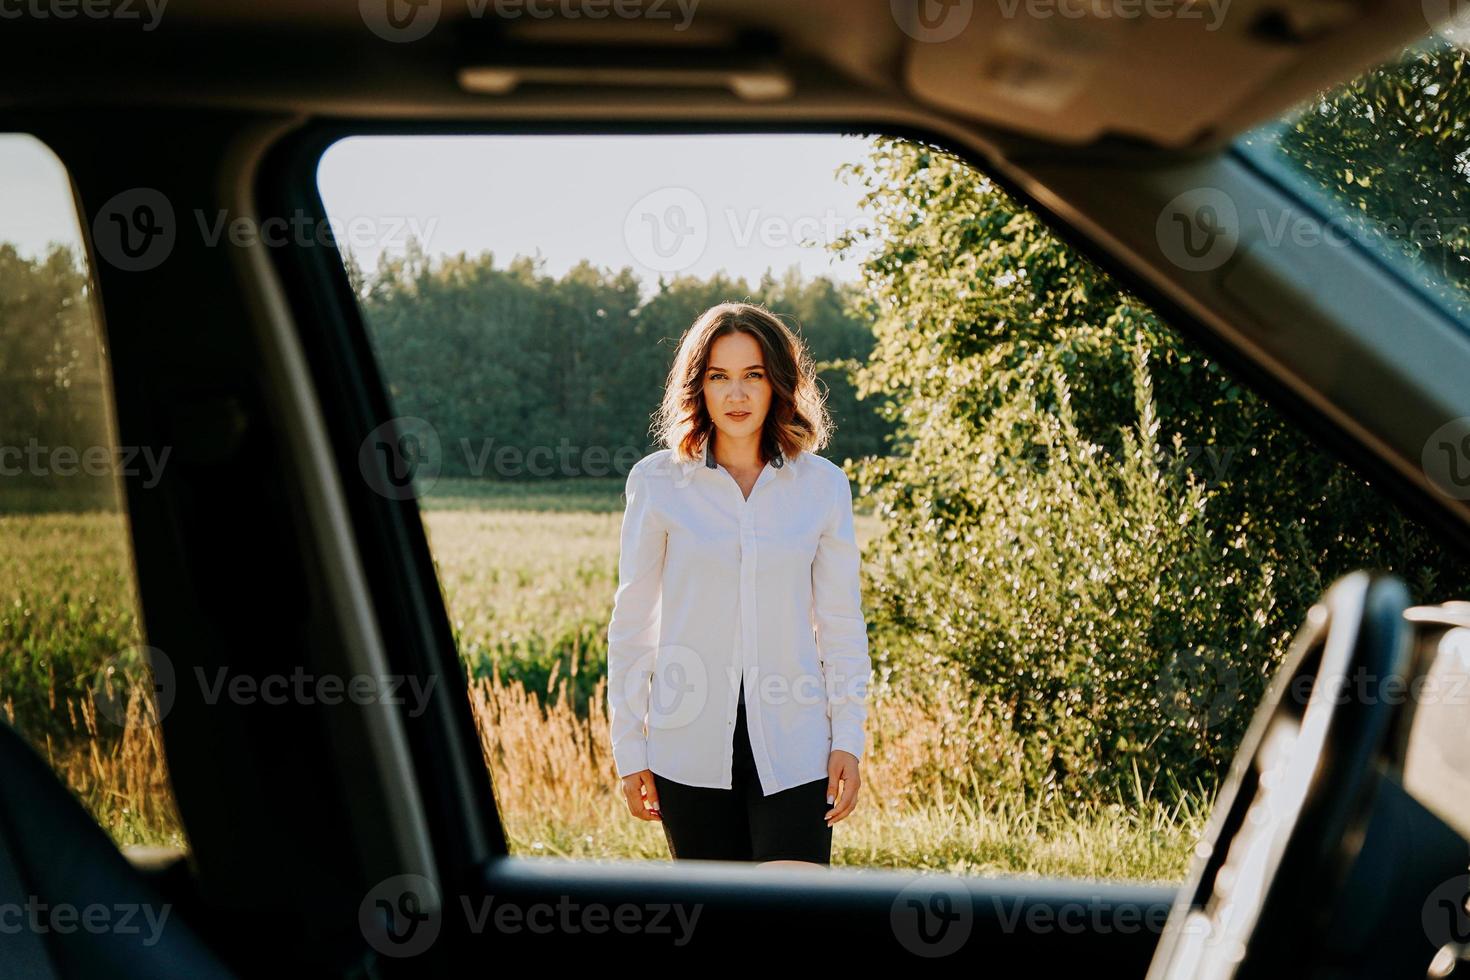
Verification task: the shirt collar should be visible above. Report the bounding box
[674,437,797,487]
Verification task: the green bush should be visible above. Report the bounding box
[835,129,1470,804]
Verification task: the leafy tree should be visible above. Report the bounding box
[834,76,1470,801]
[353,245,894,478]
[0,243,113,511]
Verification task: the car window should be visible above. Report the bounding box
[0,134,187,853]
[317,131,1469,884]
[1234,28,1470,333]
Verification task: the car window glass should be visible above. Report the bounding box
[0,133,187,853]
[318,131,1469,883]
[1235,29,1470,334]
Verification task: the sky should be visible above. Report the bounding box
[315,133,881,298]
[0,132,881,297]
[0,135,86,256]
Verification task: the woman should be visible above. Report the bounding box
[606,301,872,865]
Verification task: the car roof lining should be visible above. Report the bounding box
[0,0,1453,151]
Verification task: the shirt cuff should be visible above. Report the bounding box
[614,738,650,777]
[831,729,865,761]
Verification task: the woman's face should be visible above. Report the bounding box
[702,331,771,443]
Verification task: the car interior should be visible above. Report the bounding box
[3,0,1470,975]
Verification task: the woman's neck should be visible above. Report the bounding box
[711,430,764,472]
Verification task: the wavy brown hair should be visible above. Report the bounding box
[652,301,832,465]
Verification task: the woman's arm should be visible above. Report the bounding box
[606,464,666,778]
[811,470,871,760]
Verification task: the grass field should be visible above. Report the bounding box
[0,477,1209,882]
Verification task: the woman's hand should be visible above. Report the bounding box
[824,751,861,827]
[621,770,662,821]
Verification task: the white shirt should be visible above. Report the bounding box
[606,439,872,797]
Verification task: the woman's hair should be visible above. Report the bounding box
[652,301,832,465]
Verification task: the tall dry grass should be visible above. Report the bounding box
[465,658,1204,882]
[3,683,185,849]
[10,652,1202,882]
